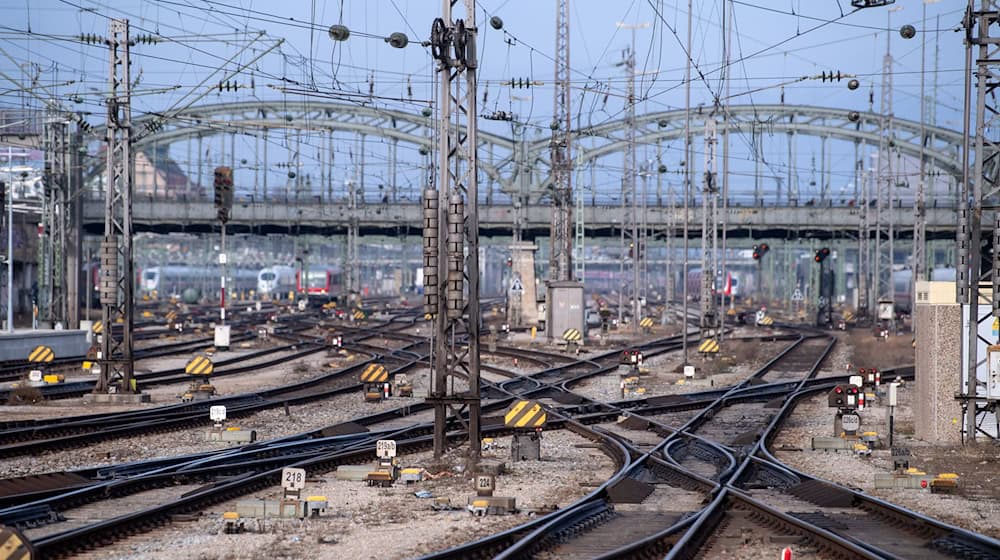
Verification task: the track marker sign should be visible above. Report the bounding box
[376,439,397,458]
[281,467,306,492]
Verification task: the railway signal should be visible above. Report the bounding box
[813,247,833,328]
[751,243,769,260]
[213,166,234,223]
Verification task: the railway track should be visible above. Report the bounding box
[3,317,996,559]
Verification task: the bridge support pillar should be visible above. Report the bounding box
[507,242,538,329]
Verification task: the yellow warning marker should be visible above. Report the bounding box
[758,316,774,326]
[530,326,537,339]
[0,525,34,560]
[424,313,433,321]
[562,328,582,343]
[639,317,654,329]
[27,345,55,363]
[222,511,240,520]
[360,363,388,383]
[141,310,153,318]
[726,308,737,316]
[185,355,214,376]
[92,321,104,334]
[698,338,720,354]
[165,310,178,324]
[843,310,855,322]
[353,310,366,320]
[504,399,547,429]
[82,360,94,371]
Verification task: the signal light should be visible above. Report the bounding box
[835,386,843,394]
[814,247,831,263]
[752,243,768,260]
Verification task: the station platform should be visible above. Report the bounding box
[0,329,89,361]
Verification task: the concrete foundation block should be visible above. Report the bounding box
[811,436,853,451]
[334,465,372,481]
[467,495,516,515]
[914,286,962,444]
[874,473,933,490]
[83,392,151,404]
[0,330,90,361]
[204,429,256,443]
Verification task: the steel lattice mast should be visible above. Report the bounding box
[549,0,572,283]
[700,117,719,338]
[95,19,136,395]
[41,111,69,328]
[873,13,896,324]
[958,0,1000,442]
[426,0,482,466]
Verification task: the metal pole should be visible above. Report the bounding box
[682,0,692,362]
[6,146,12,332]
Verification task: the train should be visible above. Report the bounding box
[684,267,754,304]
[257,265,297,297]
[139,265,257,302]
[296,266,343,301]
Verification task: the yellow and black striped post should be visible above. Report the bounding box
[27,346,54,364]
[0,525,33,560]
[698,338,720,355]
[165,310,178,325]
[353,309,366,321]
[562,328,582,350]
[759,316,774,326]
[91,321,103,334]
[504,399,547,429]
[360,363,388,383]
[639,317,654,331]
[185,355,214,376]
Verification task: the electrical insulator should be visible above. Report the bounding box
[446,193,465,319]
[422,189,439,317]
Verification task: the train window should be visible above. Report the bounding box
[144,271,157,280]
[260,272,276,281]
[307,272,326,288]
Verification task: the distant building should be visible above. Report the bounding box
[134,145,201,199]
[89,144,201,199]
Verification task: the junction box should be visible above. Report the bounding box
[511,431,541,461]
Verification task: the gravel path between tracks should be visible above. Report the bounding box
[0,368,426,477]
[68,429,615,560]
[0,349,368,423]
[773,381,1000,539]
[568,329,792,402]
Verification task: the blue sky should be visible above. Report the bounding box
[0,0,970,203]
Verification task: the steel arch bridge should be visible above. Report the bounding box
[84,100,964,207]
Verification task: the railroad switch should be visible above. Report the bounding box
[361,363,390,401]
[204,405,256,444]
[930,473,959,494]
[395,374,414,398]
[222,511,244,534]
[875,468,934,490]
[466,475,515,516]
[620,376,645,399]
[400,467,424,484]
[365,439,399,486]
